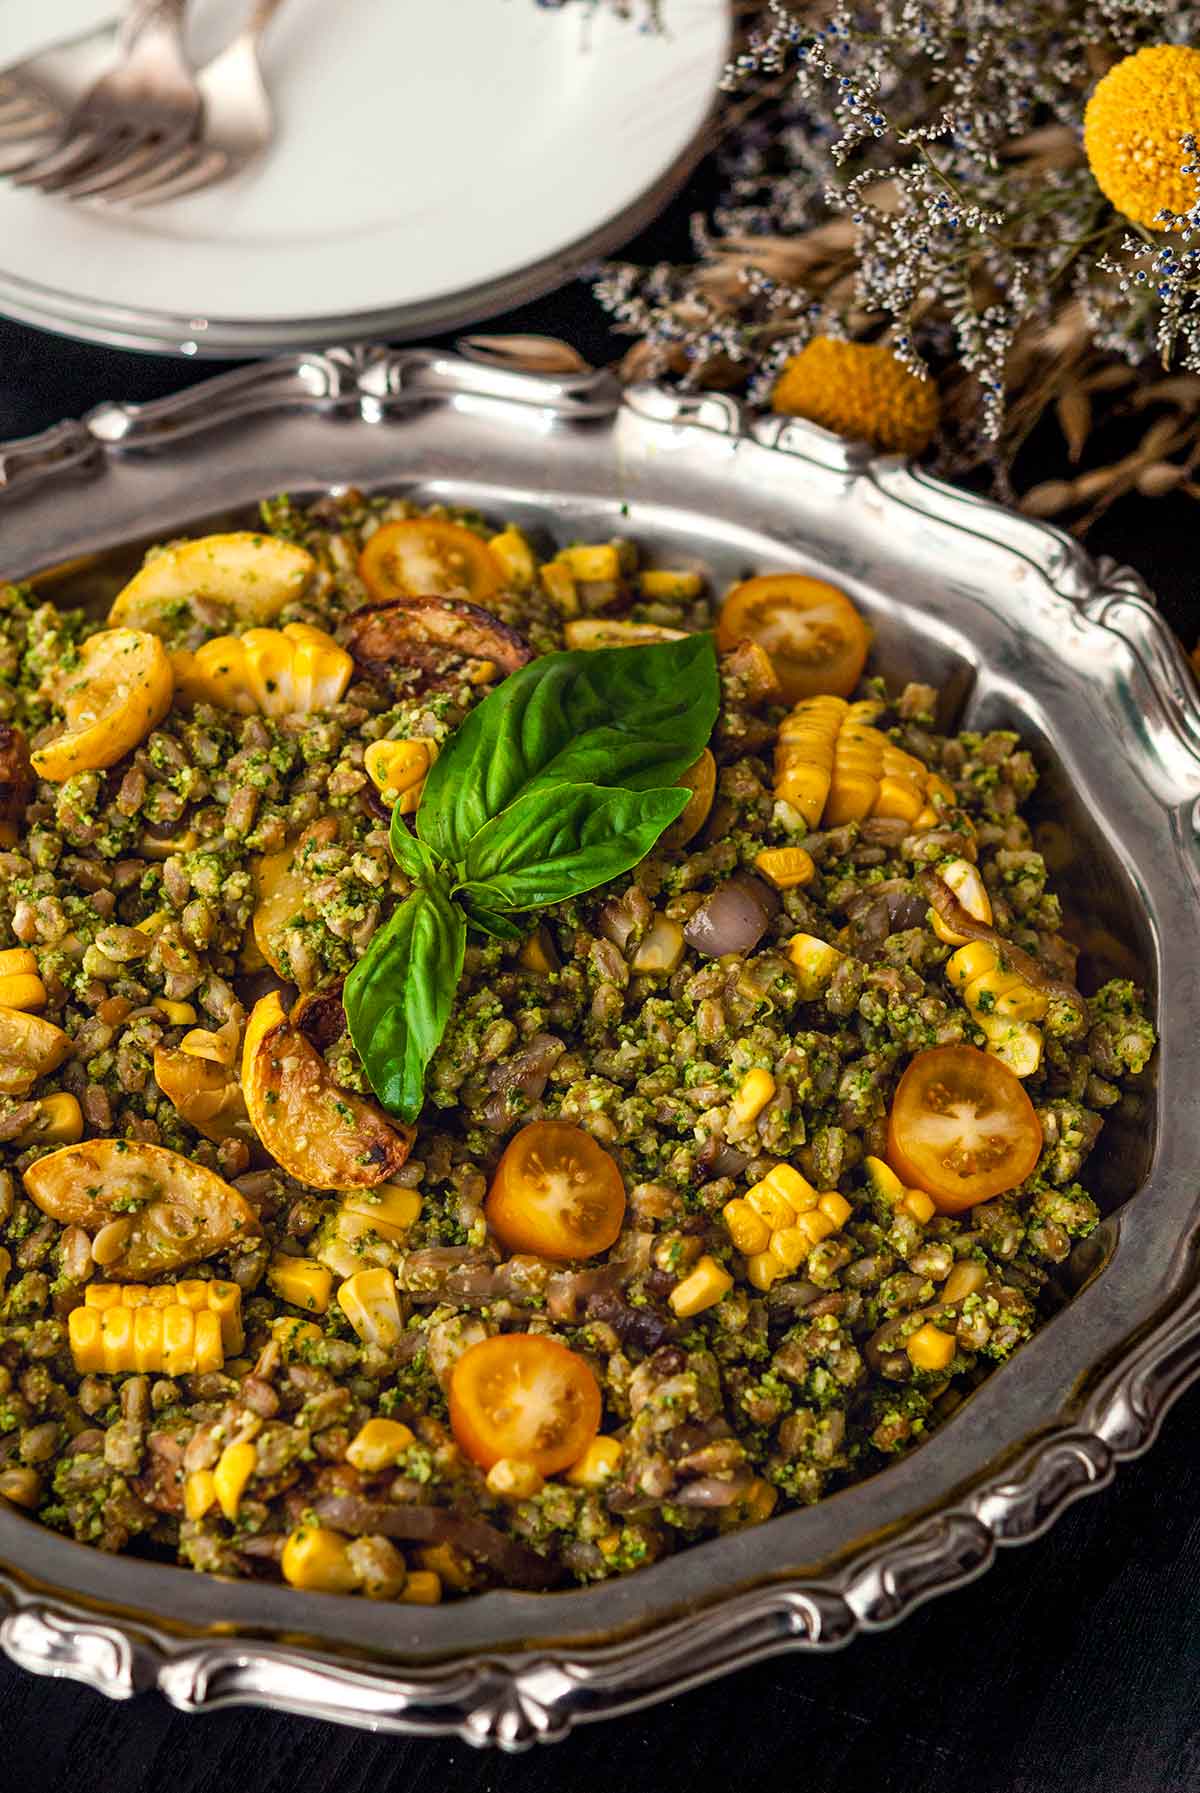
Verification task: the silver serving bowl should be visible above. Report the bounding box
[0,349,1195,1749]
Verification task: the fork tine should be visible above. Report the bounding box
[85,140,205,203]
[126,146,229,208]
[12,126,112,187]
[58,136,168,198]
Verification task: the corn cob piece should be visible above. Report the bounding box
[723,1164,853,1290]
[946,940,1046,1076]
[69,1276,242,1375]
[172,623,352,717]
[774,694,959,833]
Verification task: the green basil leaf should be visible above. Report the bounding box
[389,809,442,882]
[459,898,524,940]
[418,634,719,866]
[344,880,466,1123]
[459,782,688,910]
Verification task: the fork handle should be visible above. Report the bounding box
[119,0,187,50]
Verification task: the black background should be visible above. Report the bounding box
[0,169,1198,1792]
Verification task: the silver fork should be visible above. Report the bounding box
[80,0,290,206]
[0,22,119,174]
[13,0,200,197]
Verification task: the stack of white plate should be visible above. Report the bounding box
[0,0,728,356]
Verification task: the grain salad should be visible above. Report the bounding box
[0,494,1155,1602]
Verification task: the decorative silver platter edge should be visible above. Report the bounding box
[0,345,1197,1750]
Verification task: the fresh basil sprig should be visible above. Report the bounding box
[345,634,719,1122]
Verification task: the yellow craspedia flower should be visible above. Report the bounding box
[771,339,940,456]
[1084,45,1200,229]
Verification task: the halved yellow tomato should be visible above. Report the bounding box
[358,519,502,604]
[485,1120,626,1261]
[448,1333,602,1474]
[31,628,173,782]
[887,1044,1042,1213]
[716,574,870,703]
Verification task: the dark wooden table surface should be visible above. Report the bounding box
[0,173,1198,1793]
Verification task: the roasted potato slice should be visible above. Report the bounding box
[241,991,413,1190]
[0,1006,71,1094]
[31,629,173,782]
[23,1141,262,1280]
[346,598,531,696]
[108,532,317,644]
[562,619,686,650]
[153,1046,252,1145]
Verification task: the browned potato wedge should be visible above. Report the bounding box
[0,1007,71,1094]
[153,1046,252,1145]
[23,1141,262,1280]
[346,598,531,695]
[241,991,413,1190]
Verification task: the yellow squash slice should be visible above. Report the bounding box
[562,619,686,651]
[0,1006,71,1094]
[153,1046,252,1144]
[31,629,173,782]
[241,991,413,1190]
[172,623,352,717]
[23,1141,262,1280]
[108,532,316,639]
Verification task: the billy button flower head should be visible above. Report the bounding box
[1084,46,1200,230]
[771,339,940,457]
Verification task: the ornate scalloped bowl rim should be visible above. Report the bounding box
[0,346,1196,1749]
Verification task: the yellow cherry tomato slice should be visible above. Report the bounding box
[486,1120,626,1262]
[31,628,173,782]
[448,1333,602,1474]
[887,1044,1042,1213]
[717,574,869,703]
[358,519,503,604]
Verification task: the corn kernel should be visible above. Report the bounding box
[818,1191,852,1229]
[519,925,558,975]
[0,971,47,1011]
[722,1197,772,1257]
[100,1306,133,1374]
[68,1306,102,1373]
[746,1250,780,1291]
[765,1163,819,1211]
[669,1254,733,1318]
[787,933,845,999]
[638,568,702,599]
[745,1180,795,1231]
[874,775,925,822]
[281,1525,360,1594]
[207,1282,244,1352]
[754,847,815,890]
[418,1542,474,1590]
[399,1570,442,1605]
[346,1417,415,1473]
[184,1469,216,1520]
[193,1309,224,1373]
[488,526,537,589]
[0,949,36,981]
[180,1026,237,1066]
[794,1209,836,1247]
[155,997,198,1025]
[767,1226,810,1272]
[906,1322,956,1372]
[132,1306,164,1373]
[342,1184,422,1241]
[729,1068,776,1129]
[337,1267,402,1349]
[271,1316,323,1355]
[539,560,577,615]
[943,1260,988,1303]
[566,1436,623,1488]
[14,1092,83,1146]
[268,1253,334,1315]
[84,1282,122,1310]
[903,1189,937,1224]
[213,1440,257,1521]
[162,1305,196,1377]
[558,543,622,582]
[486,1457,545,1500]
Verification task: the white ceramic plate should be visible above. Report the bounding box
[0,0,728,355]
